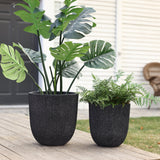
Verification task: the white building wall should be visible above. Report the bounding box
[41,0,160,108]
[120,0,160,108]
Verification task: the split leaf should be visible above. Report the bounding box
[0,44,28,83]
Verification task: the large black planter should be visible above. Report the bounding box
[89,103,130,147]
[28,92,78,146]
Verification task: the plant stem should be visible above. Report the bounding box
[61,37,64,44]
[54,60,57,94]
[59,60,63,94]
[67,65,85,93]
[56,60,65,83]
[37,30,51,94]
[27,72,43,94]
[33,63,47,92]
[49,66,54,92]
[56,75,59,84]
[49,79,53,88]
[59,32,63,94]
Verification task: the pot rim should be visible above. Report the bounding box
[29,91,78,96]
[89,103,130,108]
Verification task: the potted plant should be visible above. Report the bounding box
[79,71,160,147]
[0,0,115,146]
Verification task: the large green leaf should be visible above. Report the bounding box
[13,43,46,63]
[49,0,84,40]
[17,0,40,12]
[14,0,51,38]
[80,40,116,69]
[24,0,40,11]
[0,44,28,83]
[64,7,96,39]
[53,60,82,78]
[50,42,89,61]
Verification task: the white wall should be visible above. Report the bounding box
[120,0,160,108]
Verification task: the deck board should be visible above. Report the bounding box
[0,113,160,160]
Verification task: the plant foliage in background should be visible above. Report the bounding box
[79,71,160,108]
[0,0,116,95]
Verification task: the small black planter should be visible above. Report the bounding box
[28,92,78,146]
[89,103,130,147]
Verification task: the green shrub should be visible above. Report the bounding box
[79,71,160,108]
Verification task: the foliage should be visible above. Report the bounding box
[49,1,96,40]
[0,0,115,95]
[50,42,89,61]
[79,71,160,108]
[63,7,96,39]
[53,60,82,78]
[13,43,46,63]
[14,0,51,38]
[81,40,115,69]
[0,44,28,83]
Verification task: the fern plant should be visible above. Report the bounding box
[79,71,160,109]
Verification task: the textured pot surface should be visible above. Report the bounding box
[89,103,130,147]
[28,92,78,146]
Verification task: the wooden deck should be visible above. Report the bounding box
[0,113,160,160]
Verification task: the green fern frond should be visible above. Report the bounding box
[79,71,160,108]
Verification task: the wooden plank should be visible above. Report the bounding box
[71,130,159,160]
[0,113,30,129]
[0,144,23,160]
[122,144,160,159]
[0,113,160,160]
[0,118,30,136]
[0,124,131,160]
[0,129,80,160]
[0,120,80,160]
[0,153,11,160]
[0,113,29,122]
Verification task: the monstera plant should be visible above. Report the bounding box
[0,0,116,146]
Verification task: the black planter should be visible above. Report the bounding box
[89,103,130,147]
[28,92,78,146]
